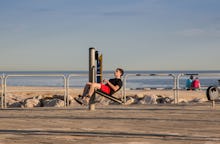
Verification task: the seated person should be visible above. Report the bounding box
[191,77,201,90]
[74,68,124,105]
[185,75,194,90]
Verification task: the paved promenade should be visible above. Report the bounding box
[0,104,220,144]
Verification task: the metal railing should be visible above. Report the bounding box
[123,73,177,103]
[1,74,4,108]
[3,74,67,108]
[1,72,219,108]
[66,74,88,107]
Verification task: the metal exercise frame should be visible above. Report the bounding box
[96,74,126,104]
[123,73,177,103]
[66,73,124,106]
[177,73,220,104]
[3,74,67,108]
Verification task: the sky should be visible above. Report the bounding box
[0,0,220,71]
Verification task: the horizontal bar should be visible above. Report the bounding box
[130,73,175,77]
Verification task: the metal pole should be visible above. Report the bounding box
[89,47,96,110]
[3,74,6,108]
[89,47,96,83]
[64,76,67,107]
[1,74,4,109]
[171,74,177,104]
[212,100,215,109]
[176,74,183,104]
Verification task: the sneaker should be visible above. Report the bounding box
[78,94,83,98]
[74,96,89,106]
[82,97,90,106]
[74,97,84,105]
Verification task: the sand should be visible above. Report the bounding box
[0,87,220,144]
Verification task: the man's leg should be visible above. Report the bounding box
[75,82,101,105]
[82,82,92,97]
[87,83,101,97]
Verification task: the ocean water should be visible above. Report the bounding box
[0,70,219,89]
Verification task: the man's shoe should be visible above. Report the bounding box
[81,97,90,106]
[74,97,89,106]
[74,97,84,105]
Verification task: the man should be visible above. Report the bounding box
[74,68,124,105]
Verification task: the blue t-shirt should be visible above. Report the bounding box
[185,79,192,89]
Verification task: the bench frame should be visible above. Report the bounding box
[95,90,123,104]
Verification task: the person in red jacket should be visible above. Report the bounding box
[192,77,201,90]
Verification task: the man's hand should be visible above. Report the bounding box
[103,79,109,84]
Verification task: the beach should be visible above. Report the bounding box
[1,87,220,143]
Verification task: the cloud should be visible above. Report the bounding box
[177,27,220,38]
[102,11,143,17]
[178,28,205,37]
[32,8,55,13]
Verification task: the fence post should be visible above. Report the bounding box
[1,74,4,109]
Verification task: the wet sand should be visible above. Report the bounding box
[0,104,220,144]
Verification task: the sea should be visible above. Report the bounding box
[0,70,220,89]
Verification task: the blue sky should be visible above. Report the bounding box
[0,0,220,71]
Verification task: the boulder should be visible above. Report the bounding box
[139,95,157,104]
[23,97,41,108]
[156,96,174,104]
[43,98,64,107]
[189,98,206,103]
[125,97,138,105]
[8,101,23,108]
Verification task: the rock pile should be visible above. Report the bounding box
[124,94,174,105]
[5,93,208,108]
[7,95,65,108]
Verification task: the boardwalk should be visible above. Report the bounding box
[0,103,220,144]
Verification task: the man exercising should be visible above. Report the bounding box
[74,68,124,105]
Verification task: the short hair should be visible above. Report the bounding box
[116,68,124,76]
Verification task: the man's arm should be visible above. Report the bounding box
[103,79,119,92]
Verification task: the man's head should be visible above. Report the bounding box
[114,68,124,78]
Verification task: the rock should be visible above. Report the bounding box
[189,98,206,103]
[8,102,23,108]
[156,96,174,104]
[139,95,157,104]
[23,97,41,108]
[134,93,145,99]
[178,99,188,103]
[34,95,43,100]
[125,97,138,105]
[53,95,64,100]
[43,98,64,107]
